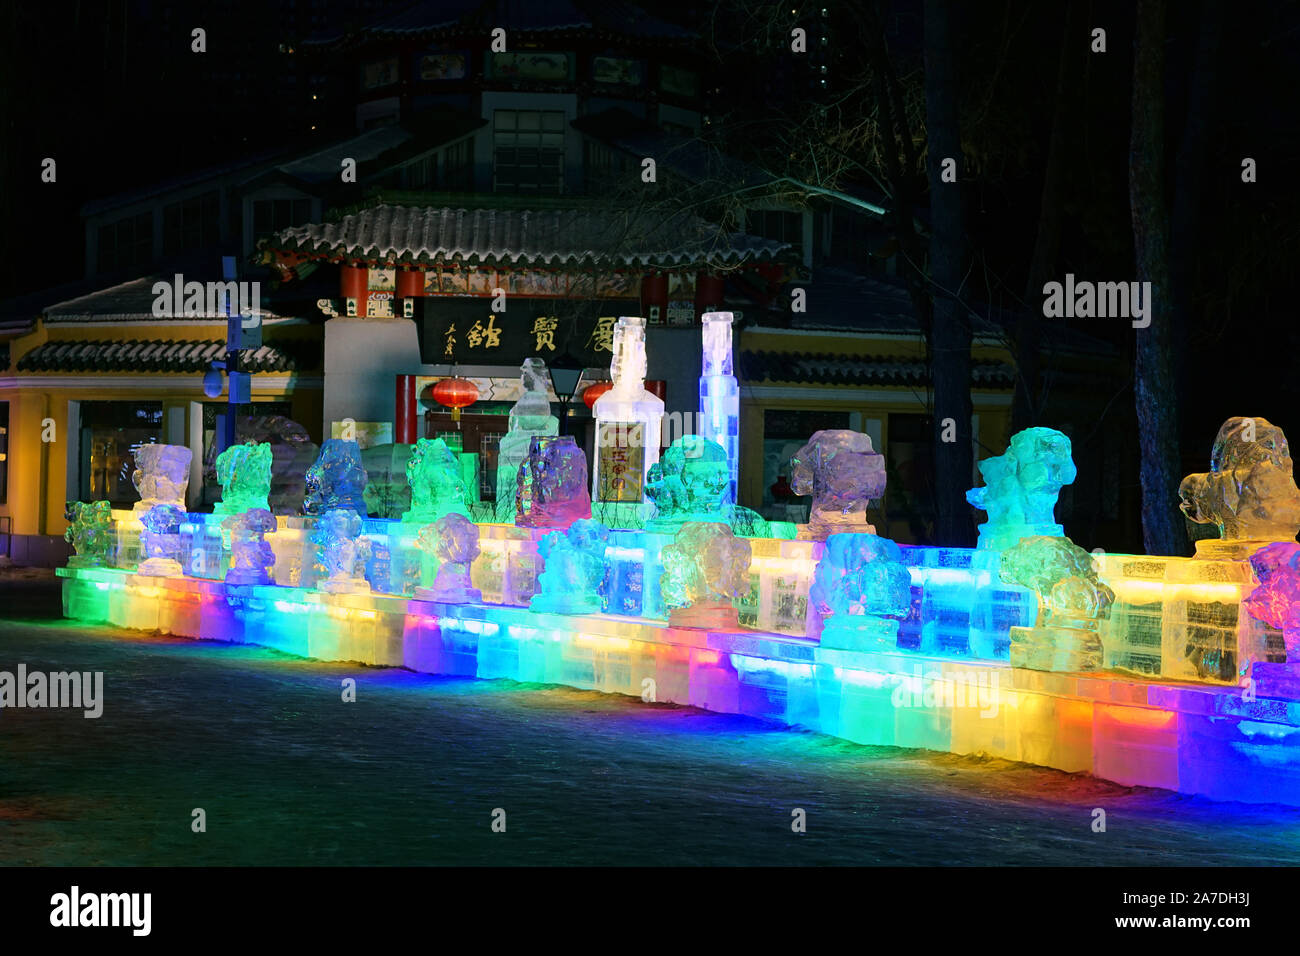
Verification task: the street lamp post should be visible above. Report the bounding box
[548,351,585,436]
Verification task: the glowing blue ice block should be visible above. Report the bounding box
[699,312,740,503]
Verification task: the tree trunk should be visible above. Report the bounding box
[1013,1,1078,432]
[924,0,975,547]
[1129,0,1189,556]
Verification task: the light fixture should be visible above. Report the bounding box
[548,350,586,435]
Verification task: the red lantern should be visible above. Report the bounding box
[432,376,479,423]
[582,381,612,410]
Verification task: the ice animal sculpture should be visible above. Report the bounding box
[414,513,482,604]
[495,359,559,522]
[223,507,277,586]
[967,427,1076,551]
[312,508,371,594]
[402,438,469,524]
[64,500,115,568]
[138,504,185,577]
[304,439,369,517]
[645,435,768,535]
[213,442,273,515]
[789,430,886,540]
[999,535,1114,671]
[516,435,591,530]
[810,533,913,651]
[1180,416,1300,559]
[131,443,192,516]
[1244,541,1300,661]
[530,519,610,614]
[660,521,752,629]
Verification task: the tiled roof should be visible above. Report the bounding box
[739,350,1017,388]
[17,340,302,374]
[266,204,794,269]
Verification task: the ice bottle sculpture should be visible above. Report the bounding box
[790,430,886,540]
[131,443,193,516]
[660,521,752,629]
[591,316,663,513]
[214,442,273,516]
[966,427,1076,551]
[64,500,115,568]
[414,513,482,604]
[810,533,913,651]
[699,312,739,503]
[304,440,368,517]
[516,435,591,530]
[530,519,610,614]
[1180,416,1300,559]
[495,359,559,522]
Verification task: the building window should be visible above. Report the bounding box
[583,139,628,191]
[444,138,473,191]
[252,198,313,239]
[163,191,220,254]
[79,402,164,507]
[493,109,565,194]
[745,209,803,259]
[0,402,8,505]
[97,212,153,273]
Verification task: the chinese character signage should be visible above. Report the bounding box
[417,297,624,366]
[597,423,645,503]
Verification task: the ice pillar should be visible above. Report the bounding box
[699,311,740,504]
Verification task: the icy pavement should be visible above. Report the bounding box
[2,573,1300,865]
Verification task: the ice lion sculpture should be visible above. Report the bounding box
[304,439,368,517]
[415,513,482,604]
[402,438,469,525]
[214,441,273,516]
[790,429,886,540]
[645,435,767,535]
[966,427,1076,550]
[660,521,752,629]
[65,500,115,568]
[516,435,591,530]
[810,533,913,651]
[530,519,610,614]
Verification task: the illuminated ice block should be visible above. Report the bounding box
[592,316,663,511]
[530,519,610,614]
[810,533,912,651]
[1000,535,1114,671]
[138,504,185,577]
[64,500,115,568]
[645,435,768,535]
[213,442,272,516]
[660,521,751,629]
[790,430,885,540]
[402,438,470,524]
[967,427,1076,551]
[699,312,740,502]
[1180,416,1300,559]
[415,513,482,604]
[313,508,372,594]
[130,443,193,516]
[515,435,591,530]
[1244,541,1300,661]
[223,507,277,586]
[495,359,560,522]
[304,439,368,517]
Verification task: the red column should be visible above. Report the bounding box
[640,274,668,325]
[341,264,368,317]
[395,375,418,444]
[694,273,724,322]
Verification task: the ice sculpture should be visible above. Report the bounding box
[414,513,482,603]
[592,316,663,507]
[138,504,185,577]
[214,441,273,515]
[1244,541,1300,661]
[312,508,372,594]
[401,437,470,524]
[645,435,768,535]
[64,500,115,568]
[790,430,886,540]
[530,519,610,614]
[810,533,913,651]
[515,435,591,530]
[131,443,192,515]
[1180,416,1300,559]
[999,535,1114,670]
[223,507,277,586]
[495,359,559,522]
[660,521,752,629]
[304,439,369,517]
[699,312,740,502]
[967,427,1077,551]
